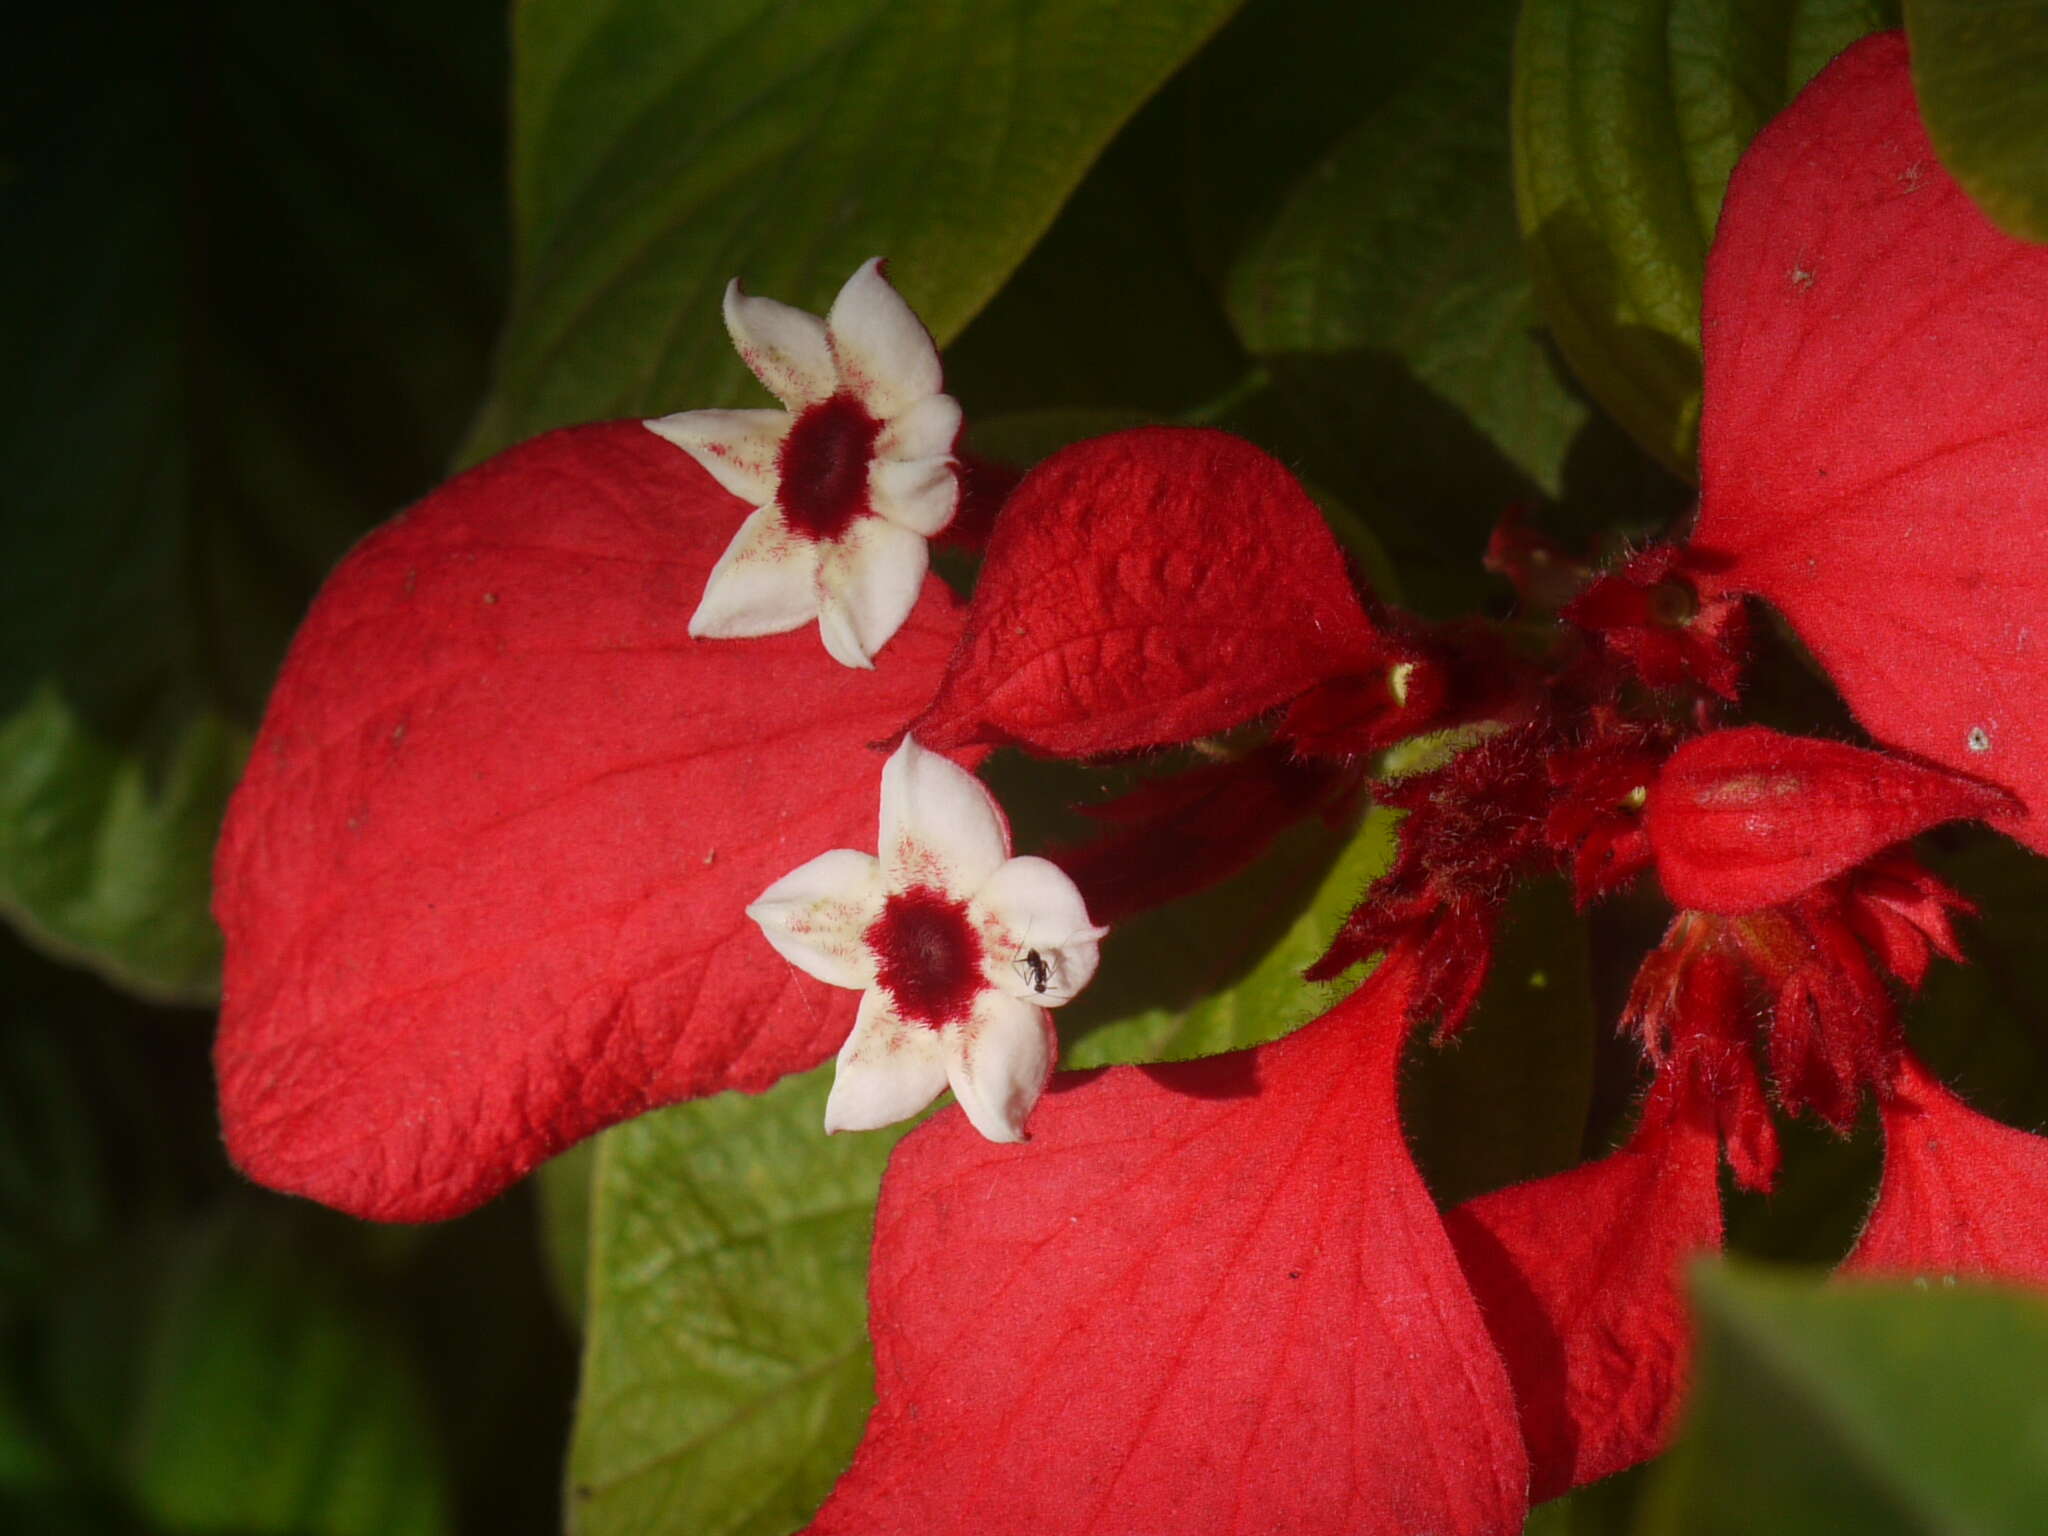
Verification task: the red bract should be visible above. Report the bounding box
[1846,1053,2048,1286]
[808,948,1530,1536]
[1446,1061,1723,1501]
[1645,726,2009,913]
[913,427,1384,757]
[214,423,965,1221]
[1690,30,2048,852]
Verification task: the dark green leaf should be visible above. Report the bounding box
[566,1067,904,1536]
[1,1,507,997]
[1513,0,1895,478]
[536,1142,598,1328]
[468,0,1248,456]
[1228,0,1683,599]
[1403,879,1598,1206]
[1906,0,2048,241]
[46,1207,452,1536]
[1639,1262,2048,1535]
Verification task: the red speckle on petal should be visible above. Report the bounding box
[867,886,983,1026]
[780,393,882,540]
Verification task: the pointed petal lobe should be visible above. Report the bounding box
[971,855,1103,1005]
[642,407,789,503]
[213,422,965,1221]
[746,848,884,989]
[688,502,822,640]
[942,989,1055,1142]
[816,515,929,668]
[826,258,944,419]
[806,950,1529,1535]
[724,280,838,409]
[824,990,951,1134]
[877,737,1011,895]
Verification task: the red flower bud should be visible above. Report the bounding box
[1645,727,2008,913]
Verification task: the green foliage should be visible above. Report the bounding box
[0,0,507,997]
[1639,1263,2048,1534]
[1906,0,2048,242]
[45,1209,452,1536]
[1512,0,1897,478]
[467,0,1249,456]
[565,1068,903,1536]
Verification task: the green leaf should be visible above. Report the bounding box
[468,0,1248,455]
[1906,0,2048,241]
[1,2,507,997]
[47,1207,452,1536]
[1639,1263,2048,1535]
[566,1066,904,1536]
[1065,806,1402,1068]
[1228,0,1684,596]
[1513,0,1896,478]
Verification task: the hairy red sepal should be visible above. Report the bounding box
[913,427,1382,757]
[1844,1052,2048,1285]
[1446,1063,1724,1501]
[1646,727,2007,913]
[1565,545,1749,700]
[1691,32,2048,851]
[1049,747,1354,926]
[807,949,1529,1536]
[214,423,965,1221]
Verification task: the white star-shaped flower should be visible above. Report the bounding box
[747,737,1107,1141]
[645,259,962,669]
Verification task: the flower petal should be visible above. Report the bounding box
[868,455,959,538]
[642,407,790,504]
[213,423,967,1222]
[805,948,1529,1535]
[817,516,930,669]
[723,279,837,410]
[875,391,962,462]
[688,503,823,640]
[746,848,884,989]
[877,736,1010,896]
[1691,32,2048,852]
[971,855,1103,1006]
[824,990,951,1134]
[825,258,943,419]
[942,989,1055,1142]
[913,427,1386,758]
[1445,1064,1724,1501]
[1844,1051,2048,1285]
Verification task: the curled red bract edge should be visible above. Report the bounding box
[1844,1052,2048,1285]
[214,422,967,1222]
[806,947,1529,1536]
[1691,30,2048,852]
[1445,1063,1725,1501]
[914,427,1384,758]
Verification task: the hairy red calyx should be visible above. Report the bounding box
[780,393,883,540]
[1565,545,1749,701]
[1622,854,1973,1158]
[866,885,984,1026]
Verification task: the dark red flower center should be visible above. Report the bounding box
[866,884,984,1027]
[778,392,882,541]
